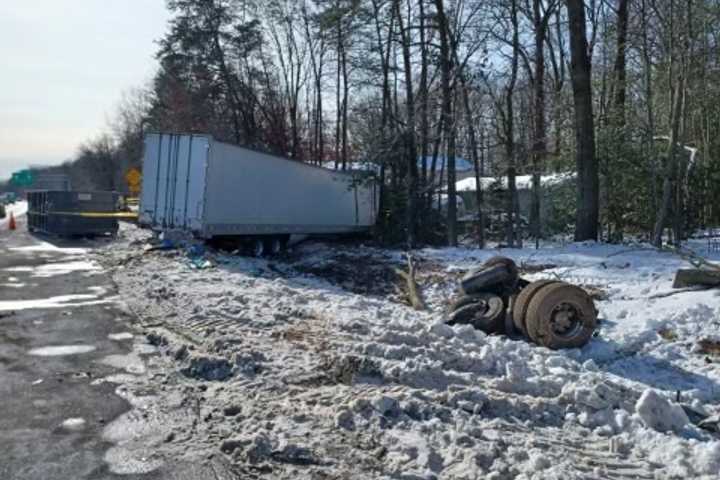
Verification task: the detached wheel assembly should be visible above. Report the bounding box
[524,282,597,349]
[511,279,560,336]
[446,293,505,333]
[447,261,597,349]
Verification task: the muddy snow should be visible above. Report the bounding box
[93,223,720,479]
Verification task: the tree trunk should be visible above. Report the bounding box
[530,0,551,244]
[612,0,629,124]
[418,0,430,234]
[341,38,349,170]
[506,0,520,248]
[567,0,599,241]
[653,79,684,247]
[435,0,457,246]
[395,0,418,247]
[460,73,484,248]
[334,12,342,169]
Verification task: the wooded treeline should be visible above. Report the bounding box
[17,0,720,247]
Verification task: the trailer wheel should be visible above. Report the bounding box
[525,282,597,349]
[446,293,505,333]
[252,238,265,257]
[266,237,283,256]
[511,280,560,337]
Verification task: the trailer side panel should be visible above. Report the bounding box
[203,141,376,236]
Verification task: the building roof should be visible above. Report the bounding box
[419,156,474,172]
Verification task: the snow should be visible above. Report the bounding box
[0,292,113,311]
[456,172,575,192]
[3,260,100,278]
[108,332,134,341]
[60,417,87,431]
[10,242,87,255]
[28,345,96,356]
[94,223,720,479]
[635,389,689,433]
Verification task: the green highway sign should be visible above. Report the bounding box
[10,169,34,187]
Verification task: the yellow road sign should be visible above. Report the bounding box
[125,168,141,195]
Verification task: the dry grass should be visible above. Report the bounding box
[657,328,679,342]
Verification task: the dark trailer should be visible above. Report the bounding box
[27,190,120,237]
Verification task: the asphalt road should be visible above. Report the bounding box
[0,213,142,479]
[0,214,240,480]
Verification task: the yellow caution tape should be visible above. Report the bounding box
[48,211,139,219]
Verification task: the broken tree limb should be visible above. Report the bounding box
[672,269,720,289]
[662,246,720,271]
[649,285,715,299]
[395,254,426,310]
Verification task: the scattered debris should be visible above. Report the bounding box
[658,328,679,342]
[582,284,610,301]
[321,354,382,385]
[180,356,234,381]
[519,262,558,273]
[698,338,720,357]
[698,415,720,434]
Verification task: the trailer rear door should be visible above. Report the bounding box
[140,134,209,231]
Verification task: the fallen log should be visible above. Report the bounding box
[672,269,720,288]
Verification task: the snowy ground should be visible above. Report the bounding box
[95,223,720,479]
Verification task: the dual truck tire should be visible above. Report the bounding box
[249,235,290,257]
[512,280,597,349]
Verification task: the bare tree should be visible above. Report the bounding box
[567,0,599,241]
[435,0,458,246]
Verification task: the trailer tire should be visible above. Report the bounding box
[266,237,283,256]
[461,264,516,295]
[450,293,490,312]
[525,282,597,349]
[482,256,519,280]
[446,293,505,333]
[512,280,560,337]
[252,238,265,257]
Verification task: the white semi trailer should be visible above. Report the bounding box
[139,133,379,253]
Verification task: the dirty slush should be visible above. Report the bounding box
[93,223,720,479]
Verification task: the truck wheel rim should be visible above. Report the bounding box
[550,302,583,337]
[471,301,490,319]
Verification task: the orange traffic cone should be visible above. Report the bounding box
[8,212,16,231]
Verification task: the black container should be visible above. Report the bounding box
[27,190,119,237]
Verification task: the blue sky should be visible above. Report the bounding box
[0,1,170,180]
